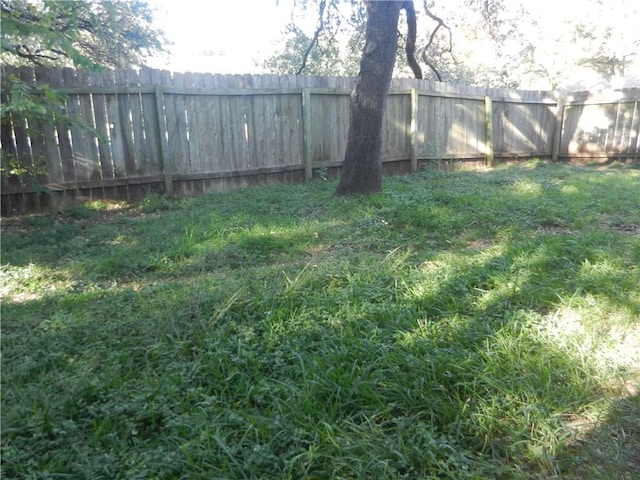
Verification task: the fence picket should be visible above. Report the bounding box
[138,69,162,177]
[85,69,114,182]
[48,68,76,184]
[19,67,49,190]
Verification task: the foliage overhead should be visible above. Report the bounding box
[263,0,640,89]
[262,0,367,76]
[0,0,165,69]
[0,0,166,149]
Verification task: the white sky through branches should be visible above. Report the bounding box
[146,0,639,90]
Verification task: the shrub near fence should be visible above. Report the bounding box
[1,66,638,215]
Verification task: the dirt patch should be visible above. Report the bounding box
[600,220,640,237]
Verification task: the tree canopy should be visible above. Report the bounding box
[1,0,166,131]
[264,0,640,90]
[1,0,165,69]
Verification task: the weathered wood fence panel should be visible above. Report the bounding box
[2,66,638,215]
[310,91,349,166]
[556,88,640,159]
[383,93,412,161]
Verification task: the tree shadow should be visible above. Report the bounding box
[557,392,640,479]
[559,88,640,164]
[2,164,639,477]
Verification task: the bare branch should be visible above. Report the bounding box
[12,45,61,66]
[296,0,327,75]
[422,55,443,81]
[421,1,454,81]
[402,1,422,79]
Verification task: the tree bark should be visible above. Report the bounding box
[335,1,402,196]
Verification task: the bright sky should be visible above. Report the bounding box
[146,0,296,73]
[145,0,639,90]
[146,0,586,73]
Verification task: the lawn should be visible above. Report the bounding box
[2,160,639,479]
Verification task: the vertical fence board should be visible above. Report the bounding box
[205,89,225,174]
[233,92,250,171]
[169,72,192,175]
[276,76,289,166]
[636,100,640,154]
[310,91,324,164]
[302,87,313,179]
[204,75,223,173]
[114,70,137,178]
[183,72,200,177]
[441,96,452,155]
[250,76,271,169]
[213,75,233,171]
[102,71,124,180]
[49,68,76,183]
[12,105,34,188]
[316,89,330,164]
[266,76,282,168]
[62,69,91,183]
[627,101,639,154]
[18,67,49,192]
[124,70,148,177]
[492,101,505,155]
[617,100,637,155]
[76,70,101,183]
[0,109,14,196]
[138,69,162,177]
[153,70,173,194]
[86,69,114,182]
[451,98,466,154]
[326,78,340,163]
[1,66,21,203]
[285,75,303,167]
[410,89,418,171]
[416,94,426,158]
[276,76,291,168]
[190,72,209,176]
[484,96,494,165]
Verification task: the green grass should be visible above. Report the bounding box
[2,160,639,479]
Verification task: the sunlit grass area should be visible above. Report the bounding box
[2,161,639,479]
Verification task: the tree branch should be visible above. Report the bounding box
[12,45,61,66]
[421,1,454,82]
[401,1,422,79]
[422,55,443,81]
[295,0,327,75]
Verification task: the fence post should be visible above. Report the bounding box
[302,88,313,181]
[410,88,418,173]
[551,97,565,161]
[484,96,494,167]
[154,85,173,195]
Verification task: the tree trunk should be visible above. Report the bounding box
[335,1,402,196]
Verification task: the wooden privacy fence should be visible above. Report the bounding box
[1,67,639,214]
[555,88,640,160]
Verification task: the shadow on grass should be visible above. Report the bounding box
[558,392,640,480]
[2,163,639,478]
[2,253,637,478]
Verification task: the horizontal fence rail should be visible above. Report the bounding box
[1,67,638,214]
